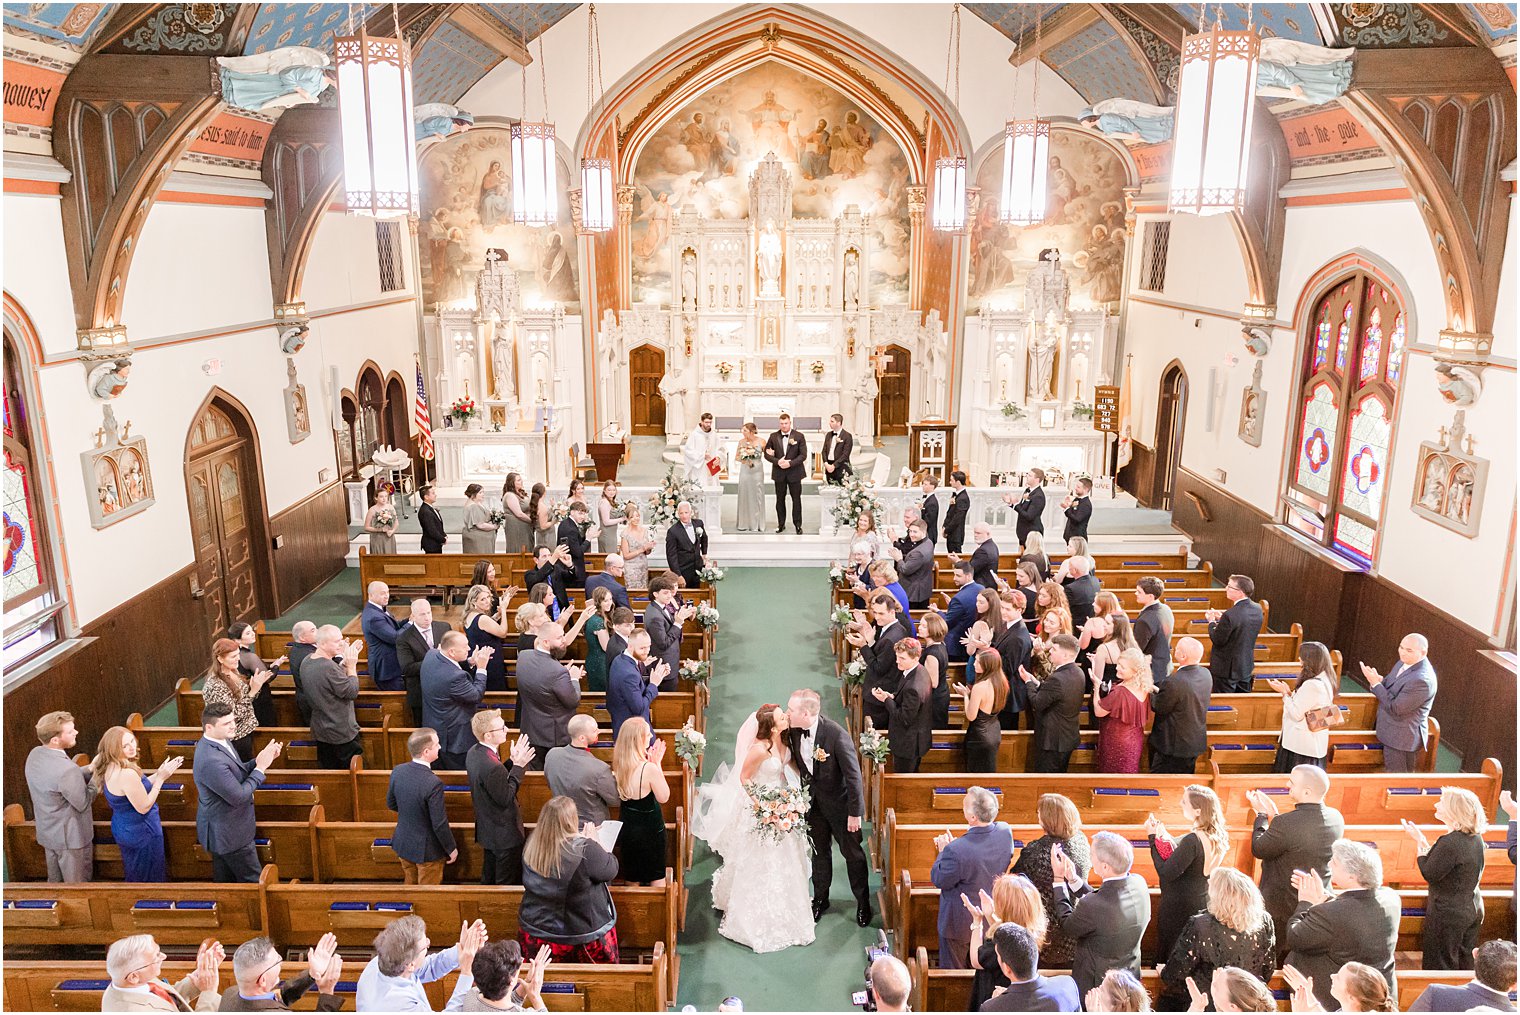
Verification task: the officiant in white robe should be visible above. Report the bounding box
[683,412,725,489]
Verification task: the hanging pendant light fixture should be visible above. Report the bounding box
[1170,4,1259,216]
[513,16,558,226]
[579,5,614,232]
[932,3,967,232]
[1000,6,1049,226]
[335,3,420,218]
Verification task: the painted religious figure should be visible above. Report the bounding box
[216,47,331,112]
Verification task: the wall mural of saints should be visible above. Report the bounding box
[629,62,913,305]
[419,126,579,314]
[968,127,1128,311]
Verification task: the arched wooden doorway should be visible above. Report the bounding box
[185,393,273,633]
[383,373,409,452]
[878,344,911,436]
[629,344,665,436]
[336,391,358,480]
[1154,362,1189,511]
[356,365,384,465]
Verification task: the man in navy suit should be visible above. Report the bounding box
[1206,574,1264,693]
[606,628,670,734]
[194,702,281,882]
[930,787,1015,969]
[1408,939,1517,1012]
[1359,632,1438,772]
[386,728,456,885]
[943,561,983,677]
[584,555,631,610]
[361,580,405,690]
[420,632,494,771]
[979,922,1081,1012]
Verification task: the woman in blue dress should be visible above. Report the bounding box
[1256,38,1354,104]
[216,48,331,112]
[464,583,510,692]
[91,726,183,882]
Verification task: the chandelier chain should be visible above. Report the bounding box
[1032,5,1042,114]
[943,3,961,108]
[1011,4,1025,115]
[390,1,400,42]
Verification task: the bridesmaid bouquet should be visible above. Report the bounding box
[674,720,706,769]
[373,507,397,528]
[548,500,571,523]
[487,509,507,526]
[746,783,811,844]
[858,720,891,765]
[697,563,726,583]
[736,443,761,464]
[692,602,720,630]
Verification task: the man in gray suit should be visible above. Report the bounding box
[1050,831,1151,998]
[890,519,935,609]
[644,574,693,691]
[194,702,282,882]
[1359,632,1438,772]
[544,714,620,825]
[24,710,97,882]
[1408,939,1517,1012]
[515,622,586,769]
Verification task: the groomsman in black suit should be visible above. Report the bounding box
[943,471,970,552]
[396,598,453,726]
[387,728,456,884]
[846,592,909,731]
[786,689,872,926]
[1062,477,1093,543]
[555,502,592,587]
[664,500,708,588]
[1008,468,1047,545]
[1021,634,1084,773]
[418,485,447,553]
[1132,577,1174,685]
[918,474,941,545]
[764,413,808,533]
[821,413,853,485]
[959,523,1000,591]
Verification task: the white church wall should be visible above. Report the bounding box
[3,192,80,357]
[123,201,273,338]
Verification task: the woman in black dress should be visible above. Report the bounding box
[967,873,1047,1008]
[613,717,670,887]
[1405,786,1488,969]
[1014,563,1043,623]
[1148,784,1231,961]
[918,612,952,729]
[1011,793,1090,967]
[993,591,1031,730]
[1156,867,1276,1011]
[1018,529,1051,580]
[954,649,1007,773]
[228,621,283,729]
[464,584,510,692]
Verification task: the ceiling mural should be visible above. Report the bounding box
[1327,2,1463,46]
[627,61,913,306]
[968,127,1129,311]
[1171,3,1327,42]
[2,3,114,50]
[242,3,357,54]
[1462,2,1516,39]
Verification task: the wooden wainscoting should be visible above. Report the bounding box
[1170,468,1272,586]
[1116,440,1156,508]
[270,482,349,616]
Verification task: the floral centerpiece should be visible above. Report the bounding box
[1071,400,1095,420]
[679,659,711,684]
[693,602,720,631]
[745,782,811,843]
[828,560,852,588]
[735,443,761,465]
[831,474,883,531]
[674,720,706,769]
[697,563,726,583]
[858,719,890,765]
[448,396,478,425]
[716,361,735,379]
[647,466,702,528]
[1000,401,1027,420]
[842,658,866,686]
[829,603,854,632]
[809,360,826,377]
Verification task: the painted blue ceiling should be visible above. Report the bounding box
[412,20,503,105]
[2,3,115,49]
[1462,1,1516,38]
[1044,18,1157,104]
[964,3,1065,49]
[1171,3,1327,42]
[242,3,370,55]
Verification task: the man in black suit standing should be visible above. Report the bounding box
[1407,940,1518,1013]
[1061,556,1100,630]
[1020,633,1083,773]
[786,688,872,926]
[979,923,1081,1012]
[1284,839,1400,1009]
[555,501,593,587]
[943,471,970,552]
[821,413,853,485]
[1250,763,1345,953]
[871,638,933,773]
[396,598,453,727]
[1050,831,1151,998]
[764,412,807,533]
[194,703,282,882]
[524,544,574,612]
[918,474,941,545]
[1149,637,1210,774]
[1206,573,1265,693]
[1061,477,1093,543]
[956,522,1000,591]
[288,621,320,726]
[664,500,708,589]
[418,484,447,554]
[386,728,456,885]
[845,592,909,731]
[1132,577,1174,685]
[1006,468,1047,547]
[465,709,535,885]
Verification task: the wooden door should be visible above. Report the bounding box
[1154,364,1188,511]
[186,403,265,631]
[879,344,911,435]
[629,344,665,436]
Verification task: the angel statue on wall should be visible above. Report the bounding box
[216,47,332,112]
[1255,38,1355,104]
[415,103,476,141]
[1079,99,1175,143]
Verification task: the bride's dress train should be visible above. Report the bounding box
[693,751,816,953]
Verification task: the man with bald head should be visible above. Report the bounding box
[1249,763,1344,952]
[1148,637,1211,774]
[396,599,453,726]
[305,625,364,769]
[421,631,494,770]
[360,580,405,690]
[288,621,320,725]
[545,714,619,825]
[1360,632,1437,772]
[515,622,586,769]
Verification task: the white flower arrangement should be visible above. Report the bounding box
[858,719,890,765]
[696,563,726,583]
[679,659,711,684]
[674,720,706,769]
[693,602,721,630]
[548,499,571,523]
[830,474,883,530]
[829,603,854,632]
[842,658,866,686]
[647,466,702,528]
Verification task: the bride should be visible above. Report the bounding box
[692,704,816,952]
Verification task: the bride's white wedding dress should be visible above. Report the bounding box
[693,748,816,953]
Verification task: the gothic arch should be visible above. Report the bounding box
[1289,250,1418,343]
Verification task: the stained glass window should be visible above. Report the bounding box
[1339,396,1390,520]
[1334,301,1352,372]
[1385,312,1406,385]
[1312,305,1331,371]
[3,332,61,652]
[1332,514,1376,566]
[1358,307,1383,382]
[1294,384,1337,498]
[3,447,40,602]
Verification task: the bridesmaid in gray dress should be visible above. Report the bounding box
[596,481,625,553]
[735,422,765,532]
[500,472,533,553]
[619,501,654,590]
[460,483,499,554]
[527,483,555,549]
[363,487,399,554]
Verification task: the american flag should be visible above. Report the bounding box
[414,360,434,461]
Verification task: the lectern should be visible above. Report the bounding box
[908,420,956,483]
[587,440,629,481]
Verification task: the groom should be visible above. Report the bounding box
[786,689,872,926]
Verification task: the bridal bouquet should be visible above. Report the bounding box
[674,720,706,769]
[829,603,854,632]
[679,659,711,684]
[858,720,891,765]
[693,602,720,630]
[746,782,811,844]
[842,658,866,686]
[697,563,726,583]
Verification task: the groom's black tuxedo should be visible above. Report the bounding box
[787,716,870,914]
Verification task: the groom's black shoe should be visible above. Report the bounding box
[856,901,873,927]
[812,900,829,922]
[775,526,786,534]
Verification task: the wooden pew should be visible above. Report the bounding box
[349,765,691,827]
[356,548,718,600]
[931,550,1192,570]
[1,949,672,1012]
[1211,757,1505,825]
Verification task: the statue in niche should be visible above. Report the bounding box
[757,220,782,298]
[853,369,879,434]
[284,358,311,444]
[492,324,517,403]
[658,361,689,437]
[680,249,698,311]
[843,248,861,312]
[920,324,948,413]
[1028,327,1058,402]
[1238,359,1266,448]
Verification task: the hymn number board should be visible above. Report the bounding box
[1092,385,1121,433]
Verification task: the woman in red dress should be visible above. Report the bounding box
[1093,647,1154,774]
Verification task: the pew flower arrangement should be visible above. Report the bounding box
[831,474,882,530]
[828,560,851,588]
[746,782,811,843]
[697,562,726,583]
[693,602,721,630]
[858,719,890,765]
[674,720,706,769]
[679,659,711,684]
[829,603,854,632]
[842,658,866,686]
[647,466,702,528]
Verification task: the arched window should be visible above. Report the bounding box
[1286,271,1405,567]
[3,333,64,666]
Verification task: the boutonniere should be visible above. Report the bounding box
[813,747,829,762]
